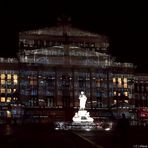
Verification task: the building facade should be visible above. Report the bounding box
[134,74,148,107]
[0,20,136,121]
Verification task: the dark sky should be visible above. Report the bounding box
[0,1,148,72]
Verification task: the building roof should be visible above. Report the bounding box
[19,25,108,40]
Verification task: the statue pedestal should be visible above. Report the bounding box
[72,109,94,123]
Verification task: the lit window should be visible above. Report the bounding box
[1,89,5,93]
[13,98,17,101]
[7,97,11,102]
[124,92,128,96]
[1,79,5,84]
[114,100,117,104]
[13,79,18,84]
[113,78,116,83]
[13,89,16,92]
[123,78,127,83]
[7,74,11,79]
[13,74,18,80]
[6,110,11,118]
[124,100,129,103]
[124,84,128,88]
[113,91,116,96]
[118,78,122,83]
[7,89,12,93]
[118,93,121,96]
[118,78,121,81]
[1,74,5,79]
[118,78,122,87]
[1,97,5,102]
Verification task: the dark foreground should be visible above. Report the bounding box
[0,124,97,148]
[0,124,148,148]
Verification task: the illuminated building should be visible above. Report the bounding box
[0,18,135,120]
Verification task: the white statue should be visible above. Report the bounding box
[79,91,87,110]
[72,91,94,122]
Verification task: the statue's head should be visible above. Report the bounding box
[81,91,84,95]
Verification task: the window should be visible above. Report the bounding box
[7,89,12,93]
[124,91,128,96]
[7,97,11,102]
[113,78,116,83]
[0,97,5,102]
[1,74,5,79]
[123,78,127,83]
[118,78,122,87]
[1,89,5,93]
[114,100,117,104]
[13,79,18,84]
[7,74,11,79]
[1,79,5,84]
[13,98,17,101]
[113,91,116,96]
[13,89,16,92]
[124,84,128,88]
[13,74,18,80]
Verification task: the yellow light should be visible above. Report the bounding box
[13,98,17,101]
[113,78,116,83]
[1,97,5,102]
[123,78,127,83]
[124,84,128,88]
[7,74,11,79]
[1,89,5,93]
[118,78,121,82]
[13,79,18,84]
[118,78,122,87]
[1,74,5,79]
[13,74,18,80]
[113,91,116,95]
[6,110,12,118]
[1,79,5,84]
[124,91,128,96]
[7,97,11,102]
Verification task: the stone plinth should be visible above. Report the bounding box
[72,110,94,123]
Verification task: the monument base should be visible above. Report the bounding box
[72,110,94,123]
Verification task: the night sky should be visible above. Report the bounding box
[0,1,148,72]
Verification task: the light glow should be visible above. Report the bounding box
[105,127,110,131]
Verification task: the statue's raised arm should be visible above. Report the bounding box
[79,91,87,110]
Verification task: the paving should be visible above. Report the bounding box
[74,127,148,148]
[0,124,97,148]
[1,124,148,148]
